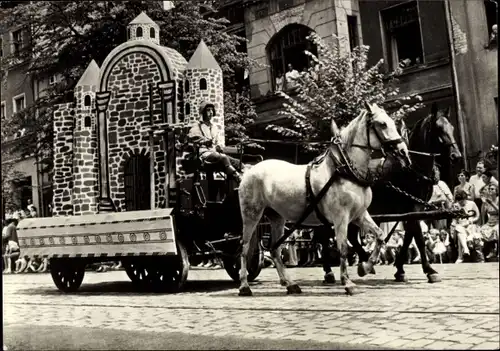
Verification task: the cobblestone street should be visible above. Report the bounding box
[3,262,499,349]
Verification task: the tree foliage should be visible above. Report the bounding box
[1,156,26,212]
[0,0,259,158]
[268,34,424,152]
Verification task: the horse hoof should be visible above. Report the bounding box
[427,273,441,283]
[357,263,367,277]
[345,286,357,296]
[323,272,336,285]
[357,262,375,277]
[394,274,408,283]
[280,279,287,287]
[286,284,302,294]
[238,286,253,296]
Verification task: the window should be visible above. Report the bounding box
[136,27,143,38]
[1,101,5,120]
[382,1,424,70]
[199,78,207,90]
[84,95,91,107]
[184,80,190,93]
[150,27,156,38]
[485,0,498,46]
[278,0,294,11]
[84,116,91,128]
[12,29,23,56]
[347,15,359,52]
[12,93,25,114]
[267,24,317,91]
[185,103,190,116]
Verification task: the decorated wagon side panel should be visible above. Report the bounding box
[17,209,177,258]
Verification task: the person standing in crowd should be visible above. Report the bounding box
[2,218,20,274]
[26,199,37,218]
[480,183,499,260]
[428,166,454,230]
[480,170,499,195]
[470,161,487,219]
[450,189,480,263]
[285,63,300,90]
[275,70,284,92]
[454,170,474,200]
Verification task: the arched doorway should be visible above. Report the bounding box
[124,154,151,211]
[266,24,318,92]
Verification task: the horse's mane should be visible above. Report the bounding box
[408,115,431,149]
[341,110,365,149]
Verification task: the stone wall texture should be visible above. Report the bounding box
[53,103,75,217]
[105,52,166,212]
[51,17,224,214]
[72,85,99,215]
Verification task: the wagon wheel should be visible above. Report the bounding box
[50,259,85,293]
[124,261,154,285]
[159,240,189,292]
[223,240,263,283]
[141,241,189,292]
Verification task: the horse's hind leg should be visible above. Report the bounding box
[269,217,301,294]
[409,220,441,283]
[394,222,414,282]
[353,212,387,277]
[318,227,335,284]
[347,224,374,277]
[238,206,264,297]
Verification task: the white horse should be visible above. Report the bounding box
[237,102,412,296]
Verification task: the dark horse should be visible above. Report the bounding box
[319,105,462,284]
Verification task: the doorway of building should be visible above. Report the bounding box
[124,154,151,211]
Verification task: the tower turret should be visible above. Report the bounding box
[73,60,100,215]
[127,12,160,45]
[184,40,224,146]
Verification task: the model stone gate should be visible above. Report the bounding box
[52,12,224,217]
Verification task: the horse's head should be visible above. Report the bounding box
[429,105,462,164]
[363,102,411,168]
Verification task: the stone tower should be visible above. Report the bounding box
[72,60,100,215]
[127,11,160,45]
[184,40,224,146]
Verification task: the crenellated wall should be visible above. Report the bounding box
[52,103,75,217]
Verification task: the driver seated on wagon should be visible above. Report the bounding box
[188,101,243,183]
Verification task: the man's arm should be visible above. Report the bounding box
[188,124,211,145]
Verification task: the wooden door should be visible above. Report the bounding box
[124,155,151,211]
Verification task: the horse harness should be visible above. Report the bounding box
[270,112,403,251]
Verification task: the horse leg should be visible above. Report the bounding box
[269,217,301,294]
[347,224,373,277]
[335,218,356,295]
[394,222,414,282]
[319,227,335,284]
[238,206,264,297]
[411,221,441,283]
[353,212,387,276]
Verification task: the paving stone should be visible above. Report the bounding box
[471,342,500,350]
[3,264,499,350]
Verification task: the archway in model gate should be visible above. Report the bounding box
[124,154,151,211]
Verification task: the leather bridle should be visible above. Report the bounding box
[350,111,403,158]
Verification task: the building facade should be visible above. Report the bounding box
[1,15,53,218]
[235,0,497,173]
[358,0,497,171]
